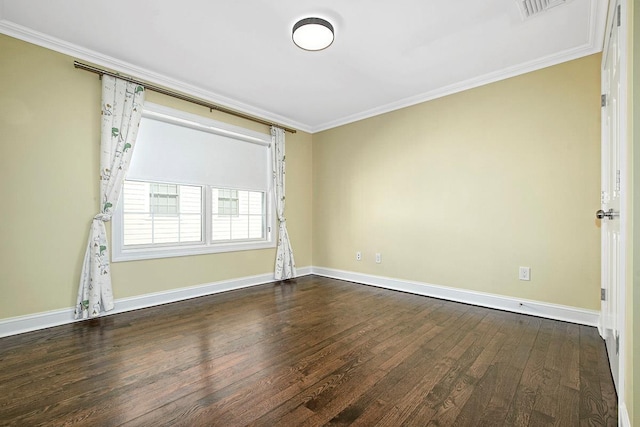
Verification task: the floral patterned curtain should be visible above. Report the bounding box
[75,76,145,319]
[271,127,296,280]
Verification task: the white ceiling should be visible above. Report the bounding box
[0,0,607,133]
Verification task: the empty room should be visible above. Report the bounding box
[0,0,638,426]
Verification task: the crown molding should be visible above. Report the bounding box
[0,19,313,134]
[310,0,608,133]
[0,0,607,134]
[310,44,601,133]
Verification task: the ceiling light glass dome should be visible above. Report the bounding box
[292,17,334,51]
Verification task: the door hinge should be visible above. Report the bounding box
[616,169,621,191]
[617,4,621,27]
[601,288,606,301]
[601,94,607,107]
[616,334,620,354]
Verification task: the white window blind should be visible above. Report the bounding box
[127,107,270,192]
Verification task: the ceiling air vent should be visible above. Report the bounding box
[517,0,567,19]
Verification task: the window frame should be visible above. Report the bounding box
[120,180,206,248]
[112,103,275,262]
[211,187,266,243]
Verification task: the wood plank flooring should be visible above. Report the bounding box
[0,275,617,426]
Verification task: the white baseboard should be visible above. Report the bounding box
[0,266,599,338]
[597,321,605,338]
[619,403,631,427]
[311,267,600,327]
[0,266,312,338]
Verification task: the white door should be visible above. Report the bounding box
[599,0,622,393]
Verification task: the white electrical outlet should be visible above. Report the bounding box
[375,253,381,264]
[356,251,362,261]
[519,267,531,281]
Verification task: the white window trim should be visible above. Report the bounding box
[112,103,275,262]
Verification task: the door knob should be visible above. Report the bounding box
[596,208,619,220]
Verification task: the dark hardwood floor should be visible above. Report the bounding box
[0,275,617,426]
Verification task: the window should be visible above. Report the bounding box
[217,189,239,216]
[113,103,274,261]
[150,183,179,215]
[212,188,265,241]
[122,181,202,246]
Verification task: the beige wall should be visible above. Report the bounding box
[313,54,602,310]
[0,35,604,317]
[0,34,312,319]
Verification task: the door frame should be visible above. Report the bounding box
[600,0,628,413]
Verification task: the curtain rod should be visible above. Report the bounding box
[74,61,297,134]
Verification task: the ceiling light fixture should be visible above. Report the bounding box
[292,17,334,51]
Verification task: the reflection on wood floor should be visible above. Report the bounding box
[0,275,617,426]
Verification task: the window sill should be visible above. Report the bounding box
[112,239,276,262]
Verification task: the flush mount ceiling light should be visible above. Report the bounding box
[292,17,334,51]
